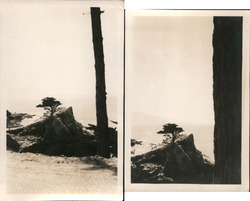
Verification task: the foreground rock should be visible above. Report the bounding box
[7,107,97,157]
[7,134,20,152]
[131,134,214,184]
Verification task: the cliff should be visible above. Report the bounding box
[7,107,97,156]
[131,134,214,183]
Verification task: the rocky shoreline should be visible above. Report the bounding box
[131,134,214,184]
[7,107,117,157]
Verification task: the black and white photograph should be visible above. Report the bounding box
[1,0,250,200]
[0,1,123,200]
[125,10,249,191]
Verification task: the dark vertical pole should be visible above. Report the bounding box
[90,7,110,158]
[213,17,242,184]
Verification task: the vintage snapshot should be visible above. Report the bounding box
[0,0,123,200]
[125,10,249,191]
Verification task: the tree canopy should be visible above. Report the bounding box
[157,123,184,143]
[131,139,143,147]
[36,97,62,117]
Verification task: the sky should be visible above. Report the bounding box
[126,12,215,159]
[1,4,215,157]
[126,13,214,126]
[0,1,123,123]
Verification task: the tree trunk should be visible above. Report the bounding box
[90,7,110,158]
[50,107,54,117]
[213,17,242,184]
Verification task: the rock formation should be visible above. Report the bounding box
[7,134,20,152]
[7,107,97,157]
[131,134,214,183]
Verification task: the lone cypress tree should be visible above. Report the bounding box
[36,97,62,117]
[90,7,110,158]
[157,123,184,143]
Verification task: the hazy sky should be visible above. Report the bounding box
[0,1,123,115]
[126,13,214,126]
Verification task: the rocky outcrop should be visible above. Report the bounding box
[7,110,35,130]
[131,134,214,184]
[7,134,20,152]
[7,107,97,157]
[213,17,242,184]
